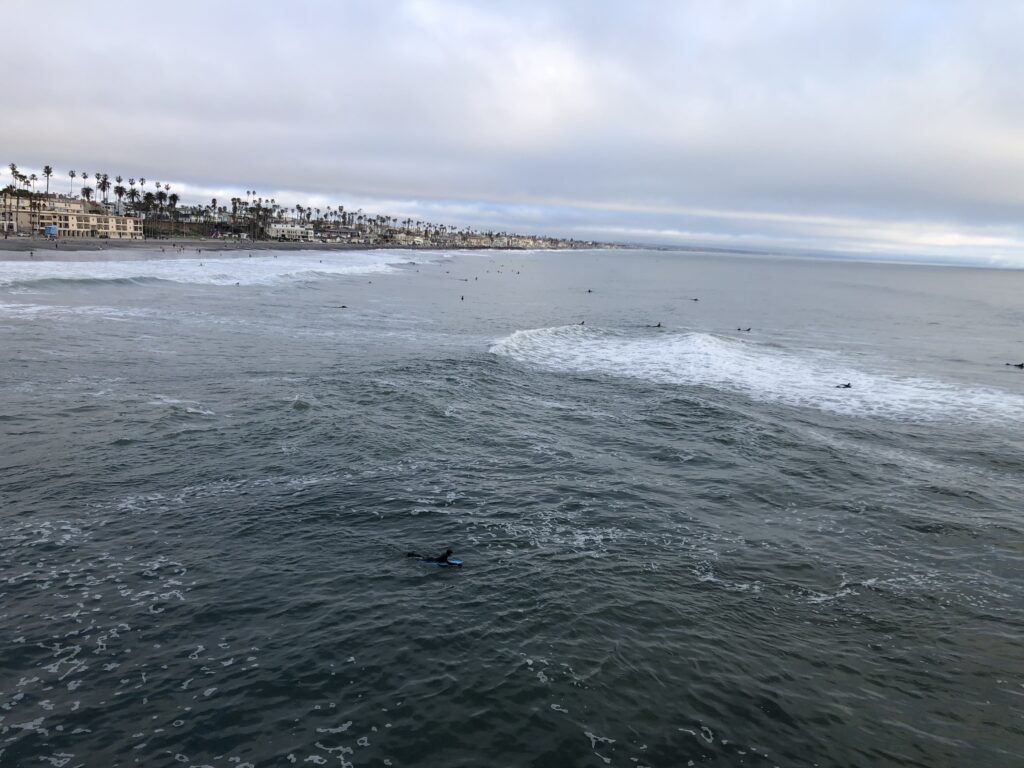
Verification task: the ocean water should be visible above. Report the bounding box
[1,247,1022,767]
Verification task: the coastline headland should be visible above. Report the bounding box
[3,163,610,255]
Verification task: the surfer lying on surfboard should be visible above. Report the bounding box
[407,548,462,567]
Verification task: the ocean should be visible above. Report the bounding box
[1,247,1022,767]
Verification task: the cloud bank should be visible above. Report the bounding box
[5,1,1024,264]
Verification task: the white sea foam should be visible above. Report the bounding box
[0,250,400,287]
[489,325,1024,423]
[0,301,159,319]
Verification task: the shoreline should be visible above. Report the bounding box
[0,237,591,262]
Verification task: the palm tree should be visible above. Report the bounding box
[3,165,12,238]
[8,164,24,233]
[98,174,110,204]
[81,186,94,201]
[114,185,126,214]
[155,188,168,229]
[168,193,179,236]
[28,174,38,233]
[69,169,76,197]
[141,192,155,236]
[43,165,53,195]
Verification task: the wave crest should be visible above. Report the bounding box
[489,325,1024,422]
[0,251,399,287]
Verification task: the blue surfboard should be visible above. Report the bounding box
[419,558,462,567]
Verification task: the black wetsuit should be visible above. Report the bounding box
[407,550,454,563]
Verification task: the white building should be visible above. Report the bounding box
[1,192,143,239]
[268,222,315,241]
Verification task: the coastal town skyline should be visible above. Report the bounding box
[2,161,594,248]
[5,1,1024,266]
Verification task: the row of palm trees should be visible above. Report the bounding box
[3,163,55,237]
[3,162,585,246]
[3,163,220,238]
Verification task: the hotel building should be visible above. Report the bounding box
[1,192,143,239]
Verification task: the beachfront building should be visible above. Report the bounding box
[391,231,426,246]
[320,226,362,243]
[1,192,143,239]
[267,222,315,241]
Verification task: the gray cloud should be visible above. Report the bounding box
[5,0,1024,262]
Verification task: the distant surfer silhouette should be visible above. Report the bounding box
[579,320,585,325]
[407,548,459,566]
[1006,362,1024,369]
[736,327,751,332]
[835,382,852,388]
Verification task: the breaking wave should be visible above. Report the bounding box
[489,325,1024,422]
[0,250,400,288]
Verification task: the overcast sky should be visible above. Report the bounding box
[5,1,1024,264]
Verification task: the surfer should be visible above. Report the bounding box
[407,548,458,565]
[1006,362,1024,369]
[835,382,852,388]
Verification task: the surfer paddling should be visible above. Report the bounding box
[407,548,461,566]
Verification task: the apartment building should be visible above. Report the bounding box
[1,192,143,239]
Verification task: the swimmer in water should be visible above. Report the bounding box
[407,548,459,565]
